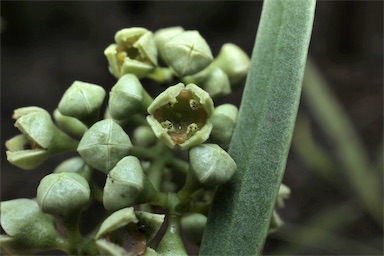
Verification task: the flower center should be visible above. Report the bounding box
[116,39,151,69]
[153,90,207,145]
[105,222,147,255]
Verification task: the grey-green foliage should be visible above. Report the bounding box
[200,0,316,255]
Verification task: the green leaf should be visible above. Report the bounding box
[200,0,316,255]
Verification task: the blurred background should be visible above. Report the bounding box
[1,1,382,255]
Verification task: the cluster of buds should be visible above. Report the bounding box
[2,26,289,255]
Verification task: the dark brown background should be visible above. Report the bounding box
[1,1,383,255]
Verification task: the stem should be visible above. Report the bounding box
[51,128,79,153]
[80,112,100,128]
[156,214,188,256]
[177,171,202,205]
[147,147,168,191]
[60,212,83,254]
[141,87,154,110]
[166,157,189,174]
[189,201,211,216]
[90,181,104,203]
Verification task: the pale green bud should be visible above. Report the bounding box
[77,119,132,173]
[0,199,61,250]
[58,81,106,126]
[189,144,237,186]
[276,183,291,208]
[103,156,156,212]
[133,125,157,147]
[154,26,184,63]
[210,104,239,148]
[268,211,284,234]
[109,74,153,120]
[181,213,207,245]
[53,156,92,181]
[53,108,87,138]
[183,65,231,98]
[36,172,91,217]
[147,83,214,150]
[164,30,213,77]
[96,207,164,255]
[6,107,78,170]
[105,27,158,79]
[213,43,250,87]
[13,107,57,149]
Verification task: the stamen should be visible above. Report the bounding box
[189,99,200,110]
[186,123,198,134]
[161,120,175,131]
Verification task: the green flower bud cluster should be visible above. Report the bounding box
[2,26,257,255]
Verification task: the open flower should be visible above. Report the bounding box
[146,83,214,150]
[105,27,158,79]
[95,207,164,255]
[5,107,78,170]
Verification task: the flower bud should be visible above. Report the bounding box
[213,43,250,87]
[0,199,61,250]
[36,172,91,217]
[53,109,87,138]
[181,213,207,245]
[6,107,78,170]
[53,156,92,181]
[184,65,231,98]
[210,104,239,148]
[189,144,236,186]
[108,74,152,120]
[77,119,132,173]
[58,81,106,126]
[154,26,184,63]
[164,30,213,77]
[276,183,290,208]
[14,107,56,149]
[103,156,156,212]
[268,211,283,234]
[133,125,157,147]
[147,83,214,150]
[105,27,158,79]
[96,207,164,255]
